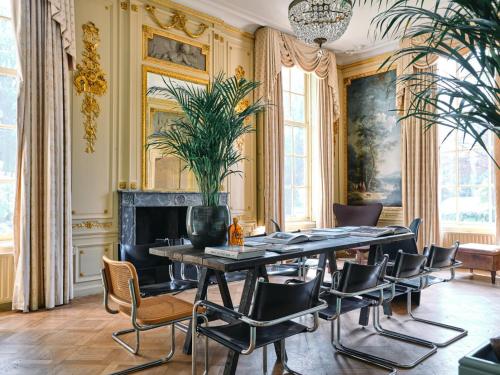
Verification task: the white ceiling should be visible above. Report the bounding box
[175,0,399,64]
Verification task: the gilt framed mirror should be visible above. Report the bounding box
[142,65,208,190]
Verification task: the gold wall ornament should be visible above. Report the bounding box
[235,65,245,80]
[72,221,113,230]
[73,21,108,153]
[145,5,208,39]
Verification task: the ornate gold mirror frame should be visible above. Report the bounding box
[142,65,208,190]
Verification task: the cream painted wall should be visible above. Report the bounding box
[71,0,257,296]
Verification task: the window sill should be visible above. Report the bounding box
[441,226,495,235]
[285,220,317,232]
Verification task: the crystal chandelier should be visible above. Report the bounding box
[288,0,353,48]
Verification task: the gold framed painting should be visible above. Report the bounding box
[143,25,210,76]
[343,68,402,207]
[142,65,208,190]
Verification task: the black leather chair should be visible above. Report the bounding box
[395,241,468,347]
[191,273,327,375]
[318,255,399,374]
[362,250,438,367]
[119,243,198,297]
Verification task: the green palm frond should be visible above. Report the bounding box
[354,0,499,165]
[147,73,266,206]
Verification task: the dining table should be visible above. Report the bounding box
[150,231,415,375]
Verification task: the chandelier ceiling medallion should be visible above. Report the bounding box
[288,0,353,48]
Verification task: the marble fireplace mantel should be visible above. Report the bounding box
[118,190,228,245]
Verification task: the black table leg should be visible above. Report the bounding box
[223,267,259,375]
[215,271,234,310]
[183,267,212,355]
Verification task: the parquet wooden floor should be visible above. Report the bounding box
[0,270,499,375]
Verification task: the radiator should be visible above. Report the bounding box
[441,231,496,247]
[0,253,14,304]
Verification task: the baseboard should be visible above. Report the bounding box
[0,302,12,311]
[73,281,102,298]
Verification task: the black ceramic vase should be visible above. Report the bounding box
[186,205,231,249]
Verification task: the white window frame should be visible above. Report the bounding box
[437,57,496,233]
[0,12,17,243]
[282,66,315,229]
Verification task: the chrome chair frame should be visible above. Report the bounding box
[191,279,328,375]
[323,282,397,374]
[101,269,190,375]
[398,260,468,347]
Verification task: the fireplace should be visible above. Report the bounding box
[118,190,229,245]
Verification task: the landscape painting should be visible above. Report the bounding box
[346,70,402,207]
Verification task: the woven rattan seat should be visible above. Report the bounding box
[119,294,193,325]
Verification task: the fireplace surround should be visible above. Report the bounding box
[118,190,229,245]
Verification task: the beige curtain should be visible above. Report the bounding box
[255,27,339,232]
[398,38,440,249]
[496,138,500,245]
[12,0,75,312]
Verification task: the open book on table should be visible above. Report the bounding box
[263,232,327,245]
[348,225,411,238]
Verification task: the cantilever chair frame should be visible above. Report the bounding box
[324,282,397,374]
[101,268,191,375]
[395,259,468,347]
[191,277,328,375]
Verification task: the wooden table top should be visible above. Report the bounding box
[150,233,414,272]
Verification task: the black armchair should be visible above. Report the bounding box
[396,241,468,347]
[119,243,198,297]
[319,255,398,374]
[191,272,327,375]
[362,250,438,366]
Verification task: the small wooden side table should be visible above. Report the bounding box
[456,243,500,284]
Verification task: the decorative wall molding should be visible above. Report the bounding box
[72,221,113,230]
[73,21,108,153]
[145,5,208,38]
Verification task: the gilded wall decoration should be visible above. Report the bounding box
[74,22,107,153]
[145,5,208,39]
[72,221,112,230]
[234,65,250,152]
[143,26,209,75]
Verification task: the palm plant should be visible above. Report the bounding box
[359,0,499,163]
[147,73,265,206]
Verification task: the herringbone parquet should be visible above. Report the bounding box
[0,270,498,375]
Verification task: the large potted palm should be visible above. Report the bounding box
[361,0,499,163]
[147,73,265,248]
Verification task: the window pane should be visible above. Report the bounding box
[458,186,490,223]
[0,75,17,125]
[283,91,291,121]
[293,157,306,186]
[284,187,292,217]
[438,128,455,151]
[293,188,306,217]
[0,2,11,18]
[284,156,292,186]
[284,126,293,155]
[290,67,304,94]
[0,183,14,238]
[282,68,290,92]
[440,186,457,223]
[290,94,304,122]
[293,127,306,156]
[0,19,16,69]
[0,127,16,178]
[459,150,489,186]
[440,152,456,186]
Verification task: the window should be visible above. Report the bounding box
[0,2,17,241]
[438,57,496,230]
[282,66,316,226]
